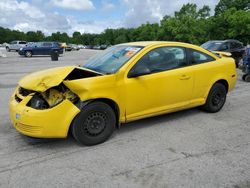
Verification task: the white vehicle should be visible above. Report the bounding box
[6,41,27,52]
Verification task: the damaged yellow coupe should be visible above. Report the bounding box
[9,42,237,145]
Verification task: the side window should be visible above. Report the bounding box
[220,43,229,51]
[235,42,243,49]
[189,49,215,64]
[129,46,188,76]
[43,42,52,47]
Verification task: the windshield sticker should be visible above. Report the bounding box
[125,51,136,57]
[125,47,141,52]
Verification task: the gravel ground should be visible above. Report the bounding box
[0,48,249,188]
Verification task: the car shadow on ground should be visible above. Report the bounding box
[18,108,202,148]
[118,108,200,134]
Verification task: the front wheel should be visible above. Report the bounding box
[6,47,10,52]
[72,102,116,146]
[25,51,32,57]
[202,83,227,113]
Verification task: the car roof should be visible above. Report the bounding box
[207,39,242,44]
[120,41,199,48]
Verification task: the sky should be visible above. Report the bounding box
[0,0,219,36]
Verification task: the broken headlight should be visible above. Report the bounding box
[27,85,79,110]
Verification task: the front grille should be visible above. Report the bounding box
[19,87,34,96]
[15,123,42,134]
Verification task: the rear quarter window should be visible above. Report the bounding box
[189,49,215,64]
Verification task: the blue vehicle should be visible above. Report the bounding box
[18,42,63,57]
[242,46,250,82]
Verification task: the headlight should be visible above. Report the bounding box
[27,85,79,110]
[20,48,23,51]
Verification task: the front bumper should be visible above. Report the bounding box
[9,89,80,138]
[18,50,25,55]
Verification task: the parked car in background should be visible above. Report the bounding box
[10,41,237,145]
[201,40,245,67]
[18,42,63,57]
[93,45,101,50]
[65,44,72,51]
[100,45,108,50]
[85,45,94,49]
[78,45,85,49]
[71,44,80,51]
[6,41,27,52]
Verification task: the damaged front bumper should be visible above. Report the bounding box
[9,87,80,138]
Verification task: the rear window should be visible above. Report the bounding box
[189,49,215,64]
[201,42,223,51]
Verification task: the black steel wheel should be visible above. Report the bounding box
[202,83,227,113]
[72,102,116,146]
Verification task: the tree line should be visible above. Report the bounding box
[0,0,249,45]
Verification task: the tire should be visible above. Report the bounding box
[245,75,250,82]
[242,74,247,81]
[72,102,116,146]
[202,83,227,113]
[6,47,10,52]
[25,51,32,57]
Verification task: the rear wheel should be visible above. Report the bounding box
[202,83,227,113]
[242,74,247,81]
[72,102,116,146]
[25,51,32,57]
[245,75,250,82]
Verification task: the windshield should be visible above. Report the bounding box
[201,41,223,51]
[83,45,143,74]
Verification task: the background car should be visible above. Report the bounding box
[201,39,245,67]
[85,45,94,49]
[66,44,80,51]
[65,44,72,51]
[6,41,27,52]
[100,44,108,50]
[18,42,63,57]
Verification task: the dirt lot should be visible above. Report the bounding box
[0,48,249,188]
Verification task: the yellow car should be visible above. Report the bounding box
[9,41,237,145]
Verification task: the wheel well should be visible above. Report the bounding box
[215,79,229,93]
[68,98,120,137]
[93,98,120,128]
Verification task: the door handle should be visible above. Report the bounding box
[179,75,191,80]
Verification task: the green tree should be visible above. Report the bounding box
[215,0,250,15]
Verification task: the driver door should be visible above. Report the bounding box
[124,46,194,121]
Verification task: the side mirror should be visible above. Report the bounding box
[128,66,151,78]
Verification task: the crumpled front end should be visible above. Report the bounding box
[9,66,103,138]
[9,86,80,138]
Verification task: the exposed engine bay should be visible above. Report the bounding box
[15,67,102,110]
[16,84,79,110]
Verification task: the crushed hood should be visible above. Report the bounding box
[19,66,102,92]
